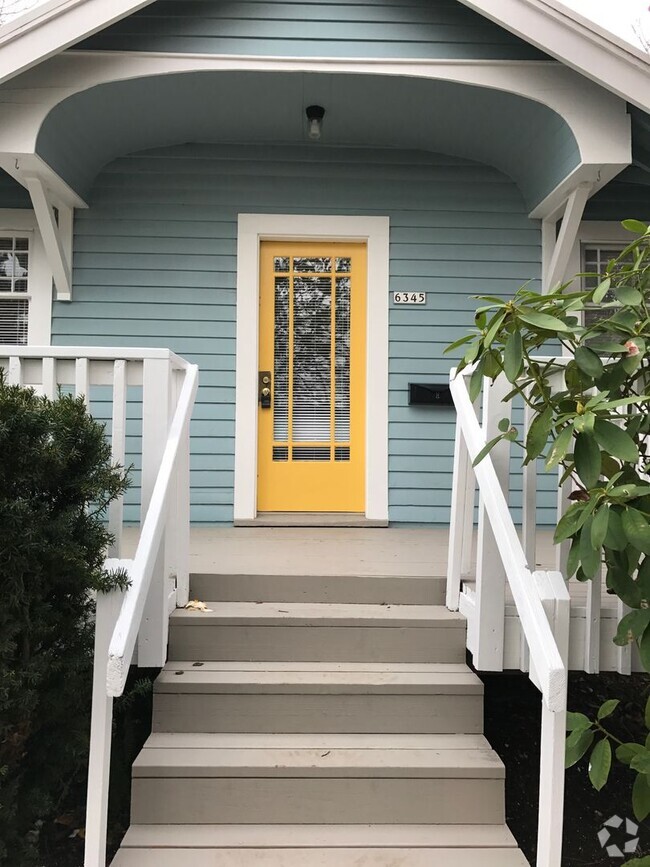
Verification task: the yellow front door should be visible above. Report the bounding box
[257,241,367,512]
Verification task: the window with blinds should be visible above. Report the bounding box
[0,235,29,345]
[582,244,626,328]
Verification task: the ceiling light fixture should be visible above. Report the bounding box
[306,104,325,141]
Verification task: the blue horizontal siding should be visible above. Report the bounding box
[76,0,546,60]
[51,142,543,525]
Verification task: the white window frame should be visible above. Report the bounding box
[234,214,390,522]
[0,210,52,344]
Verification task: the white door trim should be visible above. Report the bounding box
[234,213,390,522]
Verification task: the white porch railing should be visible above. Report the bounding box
[0,346,199,867]
[446,366,568,867]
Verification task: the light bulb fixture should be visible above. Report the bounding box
[306,104,325,141]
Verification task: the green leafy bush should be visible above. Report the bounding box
[0,376,129,865]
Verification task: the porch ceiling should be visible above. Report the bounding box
[35,70,578,211]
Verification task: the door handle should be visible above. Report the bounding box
[259,371,272,408]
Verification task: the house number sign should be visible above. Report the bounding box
[393,292,426,305]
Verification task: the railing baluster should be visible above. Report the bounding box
[555,468,571,576]
[447,420,473,610]
[108,360,127,560]
[474,374,511,670]
[42,356,56,399]
[617,598,633,675]
[7,355,22,385]
[521,395,537,566]
[75,357,90,406]
[585,576,602,674]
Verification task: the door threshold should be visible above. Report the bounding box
[235,512,389,528]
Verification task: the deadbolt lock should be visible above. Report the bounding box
[259,371,272,408]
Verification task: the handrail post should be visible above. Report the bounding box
[474,374,511,669]
[84,587,124,867]
[138,356,173,667]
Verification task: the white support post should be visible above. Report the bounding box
[545,184,591,292]
[84,584,124,867]
[108,360,127,560]
[537,699,567,867]
[75,357,89,406]
[447,421,474,611]
[474,374,511,670]
[555,469,572,577]
[24,175,72,300]
[138,357,172,667]
[42,355,56,398]
[585,577,602,674]
[174,397,191,608]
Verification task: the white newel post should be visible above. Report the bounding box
[84,587,124,867]
[474,374,511,670]
[175,409,191,607]
[138,357,172,667]
[447,421,474,610]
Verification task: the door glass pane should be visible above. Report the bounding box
[273,277,289,447]
[293,257,332,273]
[292,276,331,443]
[335,276,351,448]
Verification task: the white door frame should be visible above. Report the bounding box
[234,213,390,521]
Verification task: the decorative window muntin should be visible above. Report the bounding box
[581,243,627,328]
[0,234,30,345]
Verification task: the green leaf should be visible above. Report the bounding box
[565,728,594,768]
[525,406,553,463]
[617,742,645,765]
[623,856,650,867]
[445,334,475,354]
[554,498,597,543]
[646,695,650,730]
[591,505,609,549]
[607,566,643,609]
[633,772,650,821]
[604,509,627,551]
[503,330,523,383]
[468,358,485,402]
[615,284,643,305]
[640,624,650,673]
[609,484,650,499]
[593,419,639,463]
[566,711,593,732]
[614,610,650,647]
[462,340,481,366]
[566,536,581,578]
[545,424,574,471]
[622,508,650,554]
[579,518,602,579]
[588,738,612,790]
[517,310,572,332]
[592,277,611,304]
[472,433,508,467]
[497,417,511,433]
[483,311,506,348]
[575,345,604,379]
[597,699,620,720]
[574,432,601,489]
[630,748,650,774]
[622,219,649,234]
[638,557,650,600]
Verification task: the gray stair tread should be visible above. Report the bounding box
[165,661,471,672]
[121,823,518,848]
[156,664,482,694]
[133,738,505,778]
[145,733,491,750]
[171,601,464,628]
[190,573,441,581]
[111,847,530,866]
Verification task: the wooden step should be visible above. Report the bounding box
[152,662,482,734]
[130,733,504,825]
[112,848,530,866]
[189,572,445,605]
[119,823,519,848]
[167,602,466,663]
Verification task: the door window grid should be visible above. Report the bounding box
[582,244,627,328]
[272,255,352,463]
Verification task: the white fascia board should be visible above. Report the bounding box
[0,0,157,87]
[457,0,650,114]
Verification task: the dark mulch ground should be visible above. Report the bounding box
[481,668,650,865]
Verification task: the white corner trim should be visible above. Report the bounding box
[234,213,389,522]
[0,208,52,344]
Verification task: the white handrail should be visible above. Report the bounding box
[106,362,198,697]
[448,367,568,867]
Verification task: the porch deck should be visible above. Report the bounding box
[122,526,633,673]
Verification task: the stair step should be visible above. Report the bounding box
[144,732,492,749]
[112,847,530,865]
[152,663,482,734]
[190,572,445,605]
[168,602,465,663]
[120,823,519,848]
[133,734,504,778]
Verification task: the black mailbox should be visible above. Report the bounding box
[408,383,453,406]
